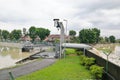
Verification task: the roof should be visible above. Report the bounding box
[48,34,60,38]
[62,43,92,49]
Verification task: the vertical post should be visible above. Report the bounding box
[83,48,85,56]
[53,19,65,59]
[9,72,15,80]
[63,19,67,58]
[60,22,65,58]
[103,51,110,73]
[106,54,109,72]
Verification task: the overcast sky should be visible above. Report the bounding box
[0,0,120,38]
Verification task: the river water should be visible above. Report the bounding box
[109,46,120,66]
[94,44,120,66]
[114,46,120,57]
[0,46,31,69]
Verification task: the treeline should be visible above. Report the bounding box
[0,26,117,44]
[69,28,116,43]
[0,26,50,42]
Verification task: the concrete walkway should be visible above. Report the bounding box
[0,59,56,80]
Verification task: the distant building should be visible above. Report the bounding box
[44,34,70,43]
[34,36,41,42]
[20,35,32,41]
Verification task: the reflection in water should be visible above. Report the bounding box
[0,46,31,69]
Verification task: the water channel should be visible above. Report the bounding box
[0,44,120,69]
[94,44,120,66]
[0,46,31,69]
[109,46,120,66]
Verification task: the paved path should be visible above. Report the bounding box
[0,59,56,80]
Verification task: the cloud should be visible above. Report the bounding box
[0,0,120,38]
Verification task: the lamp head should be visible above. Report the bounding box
[53,19,60,28]
[53,19,59,22]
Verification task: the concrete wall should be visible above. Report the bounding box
[85,50,120,80]
[0,42,22,48]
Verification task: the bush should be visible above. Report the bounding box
[65,48,76,55]
[84,57,95,69]
[80,55,95,69]
[76,51,83,55]
[80,55,87,65]
[90,65,104,79]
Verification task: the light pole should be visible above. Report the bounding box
[63,19,67,58]
[63,19,67,37]
[53,19,65,58]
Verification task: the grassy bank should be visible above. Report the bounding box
[16,55,93,80]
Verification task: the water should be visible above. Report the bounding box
[0,46,31,69]
[91,44,120,66]
[114,46,120,57]
[108,46,120,66]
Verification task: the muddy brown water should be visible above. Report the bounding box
[0,46,31,69]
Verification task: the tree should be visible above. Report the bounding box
[2,30,9,40]
[92,28,100,43]
[0,29,2,40]
[79,28,100,43]
[29,26,36,41]
[10,29,22,40]
[29,26,50,41]
[70,36,80,43]
[109,35,116,43]
[79,29,95,43]
[105,37,109,43]
[69,30,78,43]
[35,28,50,40]
[69,30,76,36]
[99,37,105,43]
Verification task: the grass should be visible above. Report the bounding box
[65,48,76,55]
[16,55,93,80]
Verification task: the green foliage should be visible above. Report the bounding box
[79,28,100,43]
[116,39,120,43]
[80,55,103,79]
[70,36,80,43]
[84,57,95,69]
[69,30,76,36]
[75,49,83,55]
[105,37,109,43]
[90,65,104,79]
[29,26,36,41]
[10,29,22,40]
[65,48,76,55]
[80,55,87,65]
[36,28,50,40]
[92,28,100,43]
[109,35,116,43]
[76,51,83,55]
[29,26,50,41]
[80,55,95,68]
[0,29,1,36]
[2,30,9,40]
[16,56,93,80]
[54,39,60,43]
